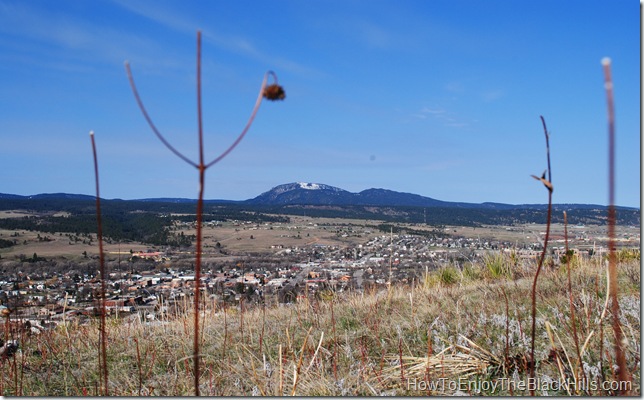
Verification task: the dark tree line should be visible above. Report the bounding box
[254,204,640,227]
[0,197,637,247]
[0,213,195,246]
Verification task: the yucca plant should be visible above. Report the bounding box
[483,253,512,280]
[438,265,460,286]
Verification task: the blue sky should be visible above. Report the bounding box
[0,0,640,208]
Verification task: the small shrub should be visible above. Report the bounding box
[617,248,640,262]
[462,262,482,281]
[437,265,459,286]
[483,253,512,280]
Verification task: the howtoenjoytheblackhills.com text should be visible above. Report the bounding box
[407,376,632,394]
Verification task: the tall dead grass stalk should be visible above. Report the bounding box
[89,131,108,395]
[125,30,284,395]
[563,211,587,393]
[529,115,553,395]
[602,57,630,394]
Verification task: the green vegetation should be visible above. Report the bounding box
[483,253,514,280]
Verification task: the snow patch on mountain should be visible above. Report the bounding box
[298,182,321,190]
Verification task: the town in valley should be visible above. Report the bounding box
[0,209,639,333]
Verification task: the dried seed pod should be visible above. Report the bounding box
[531,170,553,192]
[263,84,286,101]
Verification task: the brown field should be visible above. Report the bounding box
[0,211,639,260]
[0,210,40,219]
[0,228,150,260]
[0,215,384,260]
[176,216,384,255]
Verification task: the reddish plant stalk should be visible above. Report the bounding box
[126,30,283,396]
[134,337,143,396]
[529,115,553,395]
[398,337,405,386]
[89,131,109,396]
[193,31,205,396]
[602,57,630,394]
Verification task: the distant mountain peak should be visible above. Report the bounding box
[262,182,345,194]
[247,182,500,208]
[247,182,352,205]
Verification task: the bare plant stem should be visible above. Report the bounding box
[330,300,338,381]
[223,301,228,358]
[529,115,553,395]
[398,337,405,385]
[278,344,283,396]
[89,131,108,396]
[598,274,606,392]
[126,30,283,396]
[425,326,432,395]
[501,286,510,374]
[564,211,586,392]
[291,327,312,396]
[193,31,205,395]
[259,302,266,355]
[602,57,630,394]
[240,298,245,343]
[134,337,143,396]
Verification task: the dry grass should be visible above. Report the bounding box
[0,227,150,259]
[1,253,639,396]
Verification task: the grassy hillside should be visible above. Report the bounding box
[1,253,639,396]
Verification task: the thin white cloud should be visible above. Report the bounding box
[0,1,170,72]
[0,1,318,78]
[111,0,321,78]
[110,0,196,36]
[411,107,445,119]
[410,105,470,128]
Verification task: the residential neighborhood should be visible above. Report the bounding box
[1,219,638,332]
